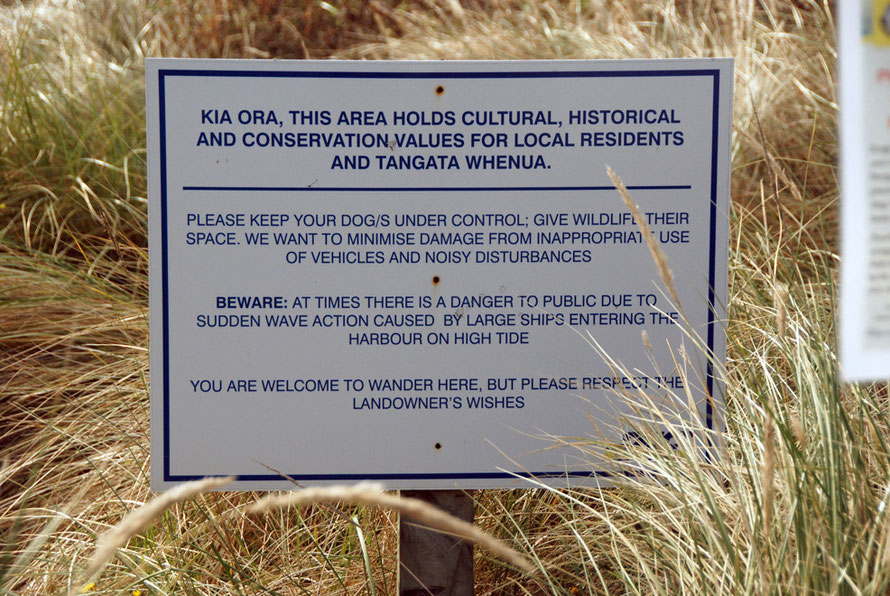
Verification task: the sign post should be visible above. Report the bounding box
[146,58,731,586]
[399,490,474,595]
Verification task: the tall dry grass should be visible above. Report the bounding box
[1,0,868,594]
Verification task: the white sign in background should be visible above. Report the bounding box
[840,2,890,381]
[147,59,731,490]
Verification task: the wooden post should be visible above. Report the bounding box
[399,490,474,596]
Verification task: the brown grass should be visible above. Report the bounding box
[0,1,847,594]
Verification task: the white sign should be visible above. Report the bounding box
[147,59,731,490]
[841,2,890,381]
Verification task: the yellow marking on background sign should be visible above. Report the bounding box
[872,2,890,46]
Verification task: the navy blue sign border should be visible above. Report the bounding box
[156,67,725,484]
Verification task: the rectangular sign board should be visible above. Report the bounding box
[147,59,731,490]
[840,2,890,381]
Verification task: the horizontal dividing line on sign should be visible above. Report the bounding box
[181,185,692,192]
